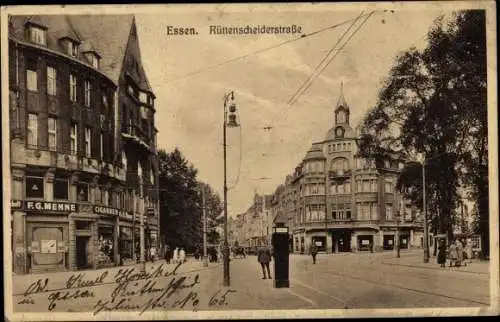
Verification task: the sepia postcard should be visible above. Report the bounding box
[2,2,499,320]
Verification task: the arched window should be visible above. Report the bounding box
[335,126,345,138]
[336,111,346,123]
[330,157,350,173]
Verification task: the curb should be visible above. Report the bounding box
[381,261,489,276]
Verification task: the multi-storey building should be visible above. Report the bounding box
[273,85,424,254]
[8,15,159,274]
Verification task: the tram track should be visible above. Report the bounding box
[292,266,490,307]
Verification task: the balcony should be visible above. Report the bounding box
[329,219,353,225]
[121,124,153,151]
[329,169,352,179]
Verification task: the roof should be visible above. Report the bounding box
[9,15,152,92]
[65,14,134,86]
[324,124,356,141]
[303,142,325,161]
[335,81,349,110]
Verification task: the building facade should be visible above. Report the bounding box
[274,86,424,254]
[8,15,159,274]
[230,194,273,250]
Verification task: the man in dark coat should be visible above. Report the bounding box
[164,244,172,264]
[311,244,318,264]
[437,239,446,267]
[257,246,272,279]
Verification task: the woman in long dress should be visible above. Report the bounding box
[172,247,179,264]
[448,241,458,267]
[179,248,186,263]
[456,239,464,267]
[466,239,473,264]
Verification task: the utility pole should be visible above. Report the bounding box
[202,185,208,267]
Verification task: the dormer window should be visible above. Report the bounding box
[27,25,46,46]
[68,41,79,57]
[87,53,100,69]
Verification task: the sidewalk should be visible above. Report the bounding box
[11,258,218,296]
[381,252,490,275]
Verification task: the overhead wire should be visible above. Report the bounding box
[286,10,366,106]
[269,11,377,129]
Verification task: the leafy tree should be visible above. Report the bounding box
[157,148,224,253]
[357,10,487,252]
[158,148,201,252]
[197,182,224,246]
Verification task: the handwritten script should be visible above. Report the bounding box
[16,262,237,314]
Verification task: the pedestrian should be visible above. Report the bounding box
[257,245,272,279]
[173,247,179,264]
[310,244,318,264]
[456,239,464,267]
[150,246,156,263]
[465,239,473,264]
[448,240,458,267]
[179,247,186,263]
[437,239,446,268]
[164,244,171,264]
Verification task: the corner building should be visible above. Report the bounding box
[8,15,159,274]
[289,86,424,253]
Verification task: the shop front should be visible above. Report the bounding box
[23,201,75,273]
[331,229,352,253]
[311,236,327,252]
[357,234,374,252]
[92,205,122,268]
[119,226,134,265]
[383,234,395,250]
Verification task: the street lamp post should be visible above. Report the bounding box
[396,212,400,258]
[223,91,239,287]
[422,159,429,263]
[201,185,208,267]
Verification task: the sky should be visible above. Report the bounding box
[134,4,450,217]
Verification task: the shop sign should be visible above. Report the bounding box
[26,201,77,212]
[11,199,22,210]
[41,240,57,253]
[362,239,370,245]
[93,205,130,217]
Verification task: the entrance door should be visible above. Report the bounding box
[76,236,90,269]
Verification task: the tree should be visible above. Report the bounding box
[357,11,487,250]
[158,148,201,252]
[197,182,224,246]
